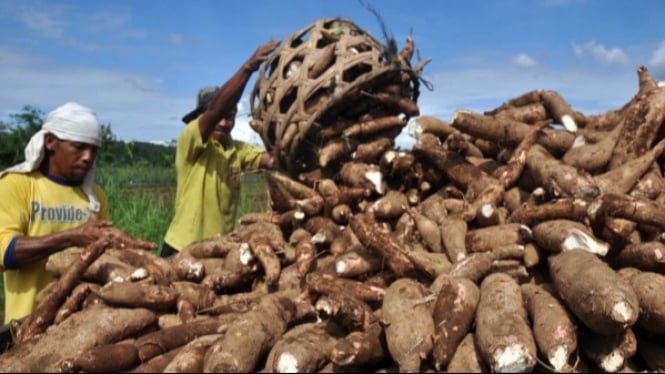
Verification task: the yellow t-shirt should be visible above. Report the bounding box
[163,117,264,252]
[0,170,108,324]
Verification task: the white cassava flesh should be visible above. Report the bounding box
[493,344,536,373]
[560,114,578,133]
[562,228,609,256]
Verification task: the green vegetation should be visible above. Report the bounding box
[96,165,176,255]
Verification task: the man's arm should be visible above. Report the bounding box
[7,220,113,266]
[199,39,281,141]
[259,152,275,170]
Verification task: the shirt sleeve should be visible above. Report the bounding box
[236,141,265,171]
[177,117,207,165]
[0,174,30,269]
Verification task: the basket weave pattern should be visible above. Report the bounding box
[250,18,422,177]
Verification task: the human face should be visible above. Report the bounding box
[44,133,98,182]
[211,111,236,143]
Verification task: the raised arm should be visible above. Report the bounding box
[199,39,281,141]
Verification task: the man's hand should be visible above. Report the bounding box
[69,219,115,248]
[245,39,281,72]
[69,220,156,250]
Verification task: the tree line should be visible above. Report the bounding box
[0,106,176,169]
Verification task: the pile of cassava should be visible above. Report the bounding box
[2,18,665,373]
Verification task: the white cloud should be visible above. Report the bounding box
[19,10,65,38]
[513,53,537,68]
[168,33,185,45]
[572,41,629,65]
[649,40,665,80]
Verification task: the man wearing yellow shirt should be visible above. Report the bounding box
[0,102,114,324]
[161,39,280,258]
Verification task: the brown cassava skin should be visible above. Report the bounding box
[306,272,385,303]
[318,137,360,168]
[497,120,550,189]
[315,292,378,332]
[532,219,608,256]
[451,109,575,157]
[631,163,665,201]
[129,346,183,373]
[64,342,139,373]
[334,248,382,278]
[370,190,409,220]
[181,233,240,258]
[0,306,157,372]
[431,275,480,371]
[588,192,665,233]
[330,324,386,367]
[134,316,229,362]
[407,208,442,253]
[201,243,257,292]
[170,253,208,282]
[541,90,585,128]
[485,89,543,115]
[417,191,448,225]
[607,67,665,170]
[161,334,222,373]
[170,281,217,312]
[475,273,537,373]
[579,327,637,373]
[624,270,665,334]
[380,149,418,178]
[446,332,489,373]
[202,295,296,372]
[522,243,543,269]
[562,119,624,173]
[491,101,548,124]
[248,233,281,287]
[349,213,416,277]
[382,278,435,373]
[465,223,531,253]
[263,321,341,373]
[339,162,383,192]
[53,281,96,324]
[353,136,394,164]
[548,250,640,335]
[296,238,317,276]
[445,244,523,285]
[507,197,589,226]
[446,251,495,284]
[109,247,176,285]
[521,283,578,371]
[45,249,135,284]
[614,240,665,272]
[526,144,600,199]
[404,246,452,279]
[440,216,468,263]
[94,281,179,312]
[329,224,364,257]
[304,216,343,246]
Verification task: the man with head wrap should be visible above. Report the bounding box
[0,102,113,324]
[160,39,280,258]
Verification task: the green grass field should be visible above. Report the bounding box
[0,166,270,324]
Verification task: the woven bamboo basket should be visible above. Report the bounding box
[250,17,422,177]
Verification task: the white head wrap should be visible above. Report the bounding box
[0,102,103,212]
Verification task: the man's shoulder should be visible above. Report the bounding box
[232,139,264,151]
[0,170,40,184]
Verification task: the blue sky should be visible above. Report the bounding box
[1,0,664,149]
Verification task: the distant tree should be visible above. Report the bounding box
[0,106,44,167]
[0,106,175,169]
